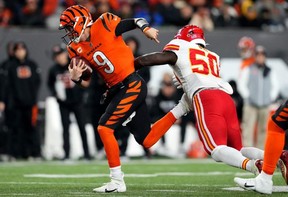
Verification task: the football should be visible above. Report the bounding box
[69,56,92,81]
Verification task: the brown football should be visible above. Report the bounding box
[69,56,92,81]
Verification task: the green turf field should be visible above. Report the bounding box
[0,158,287,196]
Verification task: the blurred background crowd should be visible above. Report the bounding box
[0,0,288,162]
[0,0,288,32]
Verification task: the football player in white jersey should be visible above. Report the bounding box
[134,25,263,175]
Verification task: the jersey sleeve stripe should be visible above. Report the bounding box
[107,13,112,21]
[163,44,179,51]
[100,14,111,32]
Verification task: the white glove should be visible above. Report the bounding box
[179,93,193,113]
[172,75,182,89]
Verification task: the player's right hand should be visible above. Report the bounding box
[68,58,86,81]
[144,27,160,43]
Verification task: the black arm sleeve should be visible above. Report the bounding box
[134,51,178,70]
[115,19,137,36]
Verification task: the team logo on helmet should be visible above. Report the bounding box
[174,25,206,46]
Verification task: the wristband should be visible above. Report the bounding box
[143,27,151,32]
[134,18,149,32]
[72,78,82,85]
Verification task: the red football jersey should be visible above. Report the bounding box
[67,12,135,88]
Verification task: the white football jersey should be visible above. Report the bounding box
[163,39,233,100]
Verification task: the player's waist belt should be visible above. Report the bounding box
[109,72,138,94]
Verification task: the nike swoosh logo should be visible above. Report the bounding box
[244,183,255,188]
[105,188,117,193]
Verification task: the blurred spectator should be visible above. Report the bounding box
[238,45,280,149]
[238,36,256,70]
[188,0,207,7]
[47,44,91,160]
[189,5,214,31]
[0,0,12,27]
[0,41,15,112]
[44,0,66,29]
[150,72,180,157]
[229,80,244,123]
[5,41,42,160]
[42,0,58,17]
[239,0,260,28]
[211,1,239,27]
[125,36,150,83]
[117,1,133,19]
[0,41,15,161]
[255,0,285,32]
[133,1,163,26]
[18,0,45,27]
[93,0,112,20]
[85,73,106,160]
[156,0,193,26]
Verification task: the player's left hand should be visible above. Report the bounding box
[144,27,160,43]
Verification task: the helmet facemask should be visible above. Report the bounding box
[59,16,89,44]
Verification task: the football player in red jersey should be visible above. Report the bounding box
[59,5,189,193]
[134,25,265,176]
[135,25,288,193]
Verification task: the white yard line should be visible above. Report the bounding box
[23,171,282,178]
[23,171,246,178]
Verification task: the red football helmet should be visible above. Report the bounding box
[238,36,255,59]
[174,25,206,46]
[59,5,93,44]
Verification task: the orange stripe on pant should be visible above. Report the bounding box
[193,94,216,154]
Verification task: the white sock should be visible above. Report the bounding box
[110,166,123,180]
[211,145,249,169]
[241,147,264,160]
[171,103,186,119]
[258,171,273,181]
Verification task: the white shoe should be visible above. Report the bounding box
[93,177,126,193]
[234,176,273,194]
